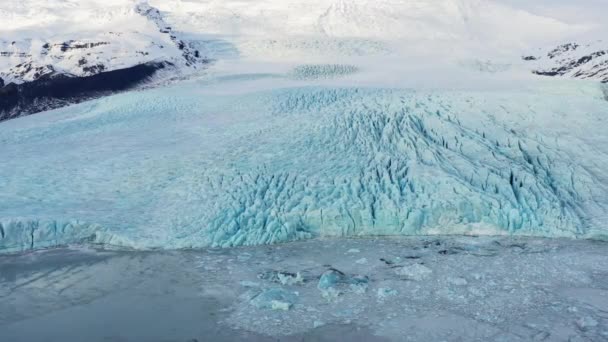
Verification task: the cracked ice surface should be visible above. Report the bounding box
[1,79,608,252]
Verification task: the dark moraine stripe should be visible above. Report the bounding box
[0,61,173,122]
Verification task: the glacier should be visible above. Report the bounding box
[1,76,608,253]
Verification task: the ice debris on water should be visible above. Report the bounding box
[278,272,304,286]
[258,270,303,285]
[377,288,399,301]
[448,277,468,286]
[394,264,433,281]
[472,273,484,281]
[237,253,252,262]
[380,257,403,266]
[349,280,369,295]
[318,269,348,290]
[317,268,369,299]
[239,281,261,288]
[249,288,298,311]
[321,287,342,302]
[576,316,599,332]
[355,258,368,265]
[318,269,369,290]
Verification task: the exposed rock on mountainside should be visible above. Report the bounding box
[1,0,606,122]
[0,62,173,121]
[0,2,211,120]
[525,41,608,83]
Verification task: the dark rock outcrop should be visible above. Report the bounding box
[0,61,173,121]
[526,42,608,83]
[135,3,206,67]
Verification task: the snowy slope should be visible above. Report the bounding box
[152,0,576,43]
[147,0,588,60]
[0,0,606,121]
[0,0,208,84]
[1,77,607,253]
[524,41,608,83]
[0,0,595,83]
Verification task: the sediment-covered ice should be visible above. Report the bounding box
[1,79,608,253]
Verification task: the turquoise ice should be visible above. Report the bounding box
[1,80,608,253]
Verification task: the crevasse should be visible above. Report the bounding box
[1,84,607,253]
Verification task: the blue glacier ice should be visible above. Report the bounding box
[1,79,608,253]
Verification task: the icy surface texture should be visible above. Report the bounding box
[1,82,608,252]
[289,65,359,81]
[0,219,101,254]
[2,237,608,341]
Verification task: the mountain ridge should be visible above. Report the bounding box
[1,0,606,120]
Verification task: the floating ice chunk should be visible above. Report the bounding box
[318,268,369,290]
[355,258,368,265]
[317,268,369,299]
[313,321,325,328]
[278,272,304,286]
[350,275,370,285]
[270,300,291,311]
[467,287,486,297]
[448,277,468,286]
[318,269,347,290]
[349,275,370,295]
[237,253,252,262]
[347,249,361,254]
[321,287,342,302]
[472,273,484,281]
[350,284,367,295]
[249,288,298,311]
[576,317,598,331]
[394,264,433,281]
[239,281,261,288]
[380,257,403,266]
[258,270,303,285]
[377,288,398,301]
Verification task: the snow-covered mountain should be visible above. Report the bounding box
[0,0,218,119]
[0,0,600,80]
[0,1,208,85]
[1,0,606,121]
[524,41,608,83]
